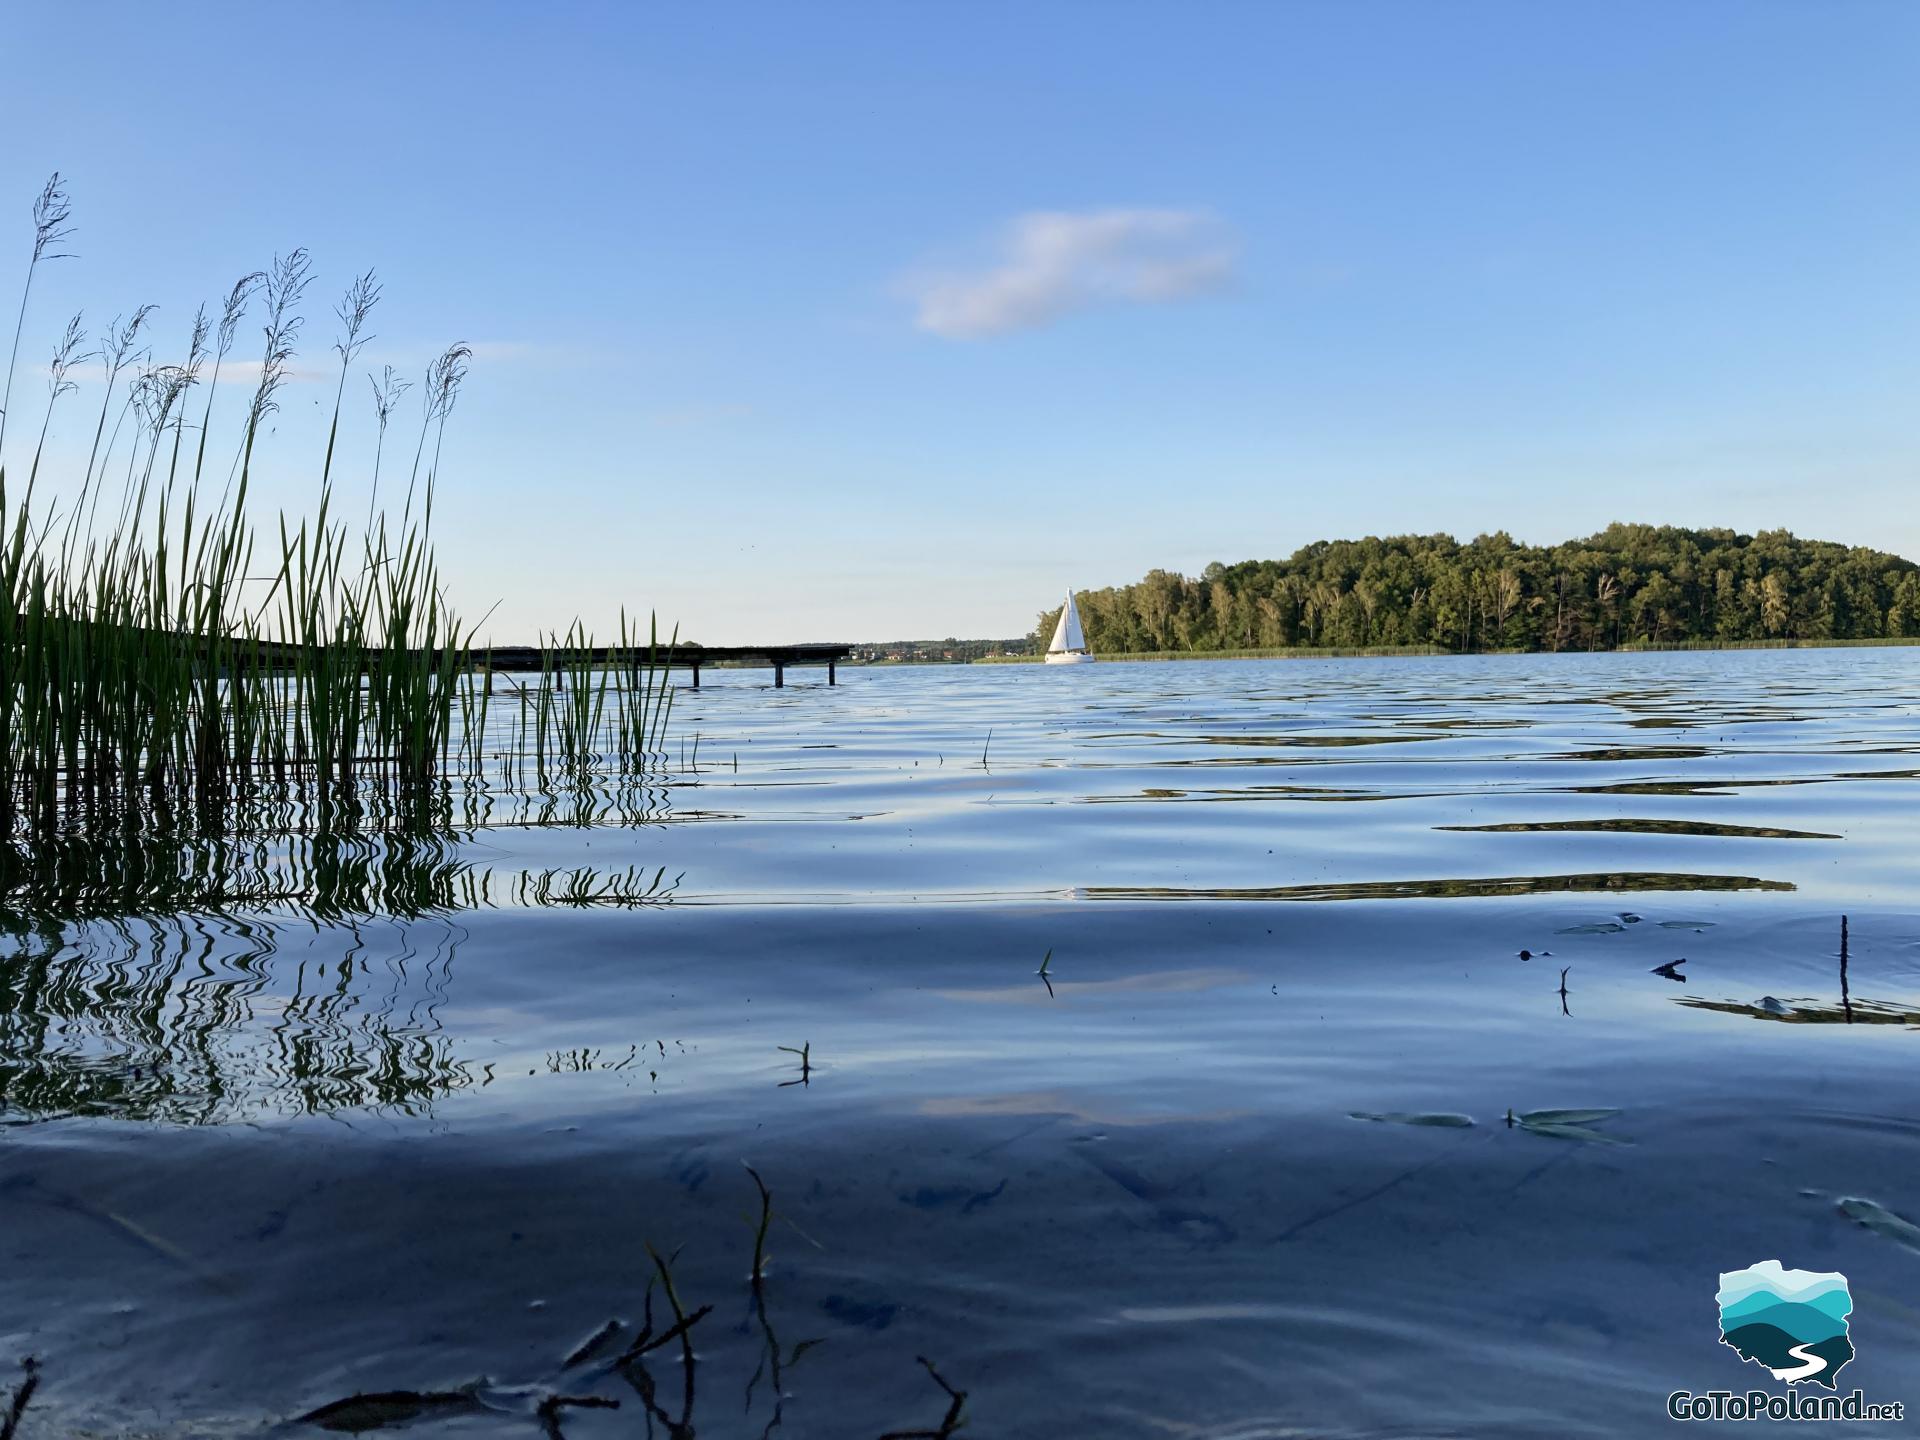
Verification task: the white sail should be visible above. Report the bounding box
[1048,592,1088,653]
[1062,593,1086,651]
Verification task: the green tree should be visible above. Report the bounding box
[1028,527,1920,656]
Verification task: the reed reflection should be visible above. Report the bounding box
[0,820,682,1125]
[0,907,475,1123]
[0,755,684,919]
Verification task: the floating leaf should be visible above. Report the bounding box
[1512,1113,1620,1136]
[1349,1110,1475,1128]
[1519,1121,1627,1144]
[296,1383,490,1432]
[561,1318,625,1370]
[1512,1108,1627,1144]
[1836,1196,1920,1253]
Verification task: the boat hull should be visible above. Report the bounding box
[1044,651,1096,665]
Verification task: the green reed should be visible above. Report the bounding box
[0,177,674,848]
[498,611,679,790]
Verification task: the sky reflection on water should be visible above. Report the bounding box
[4,649,1920,1436]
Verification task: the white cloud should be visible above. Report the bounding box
[906,209,1236,339]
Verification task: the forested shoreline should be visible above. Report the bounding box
[1032,526,1920,656]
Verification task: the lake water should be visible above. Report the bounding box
[6,648,1920,1437]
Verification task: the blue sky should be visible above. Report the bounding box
[3,2,1917,642]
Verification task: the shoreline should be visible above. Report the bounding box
[969,637,1920,665]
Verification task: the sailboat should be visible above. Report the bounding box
[1045,590,1096,665]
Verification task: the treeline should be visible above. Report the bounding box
[852,637,1031,662]
[1035,526,1920,655]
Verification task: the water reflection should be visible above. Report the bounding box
[1676,996,1920,1025]
[0,910,479,1123]
[6,648,1917,1136]
[1670,915,1920,1026]
[0,838,686,1123]
[1,770,686,920]
[0,830,482,920]
[0,748,692,1124]
[6,652,1920,1440]
[1084,871,1796,902]
[1438,819,1841,840]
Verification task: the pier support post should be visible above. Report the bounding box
[689,662,700,689]
[774,660,785,688]
[828,659,836,685]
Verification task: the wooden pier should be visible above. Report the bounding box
[104,622,855,689]
[475,642,852,688]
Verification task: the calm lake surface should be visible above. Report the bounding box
[6,648,1920,1436]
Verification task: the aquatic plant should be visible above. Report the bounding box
[0,175,677,853]
[0,173,74,463]
[500,612,679,791]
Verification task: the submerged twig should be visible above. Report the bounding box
[652,1246,700,1363]
[744,1254,825,1440]
[1840,914,1852,1024]
[877,1356,968,1439]
[618,1305,712,1363]
[617,1362,691,1440]
[1,1357,39,1440]
[646,1245,702,1433]
[536,1392,619,1440]
[616,1248,709,1369]
[744,1162,773,1287]
[776,1043,811,1087]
